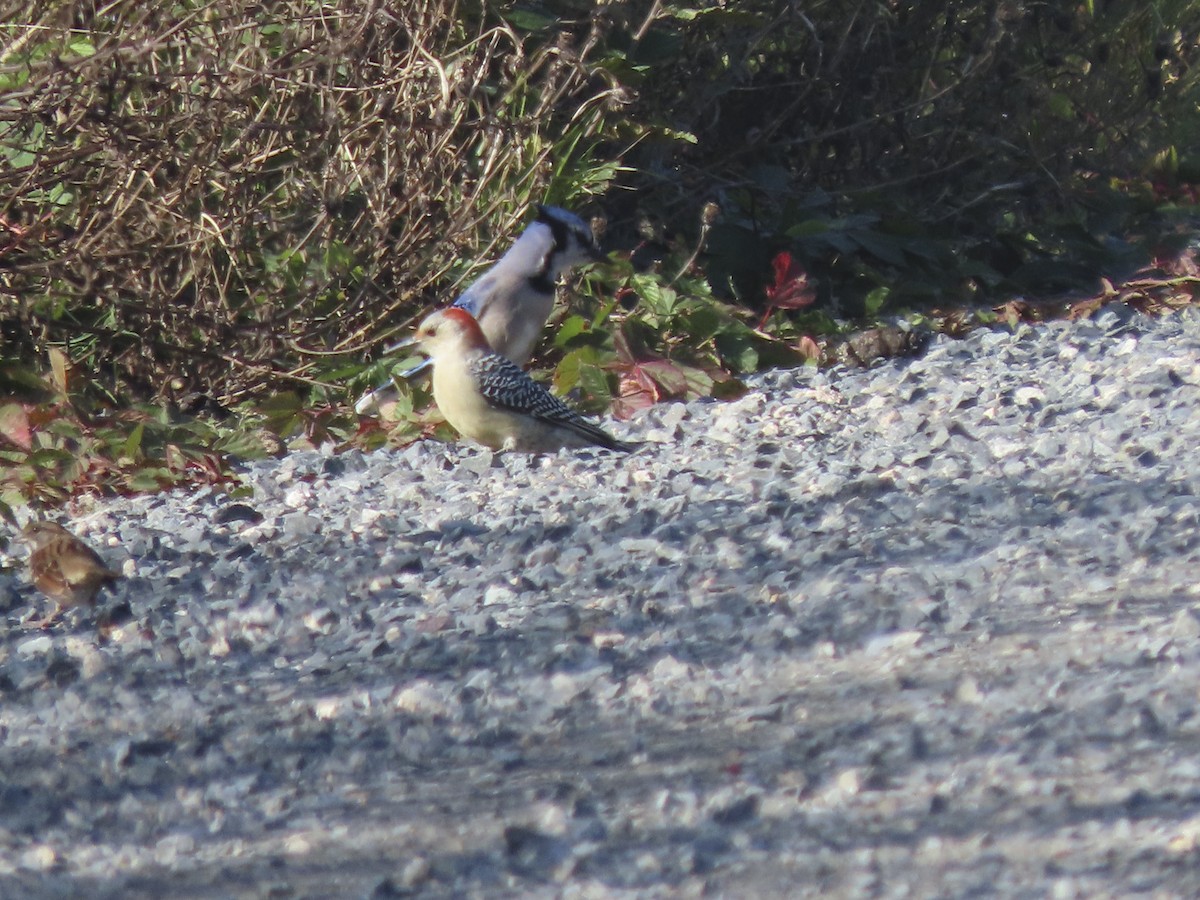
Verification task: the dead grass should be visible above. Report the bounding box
[0,0,618,400]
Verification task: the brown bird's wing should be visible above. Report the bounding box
[43,536,120,591]
[60,557,120,589]
[29,550,70,601]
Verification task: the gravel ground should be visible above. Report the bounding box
[4,308,1200,898]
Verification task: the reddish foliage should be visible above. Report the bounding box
[0,403,33,451]
[1152,247,1200,279]
[1067,296,1106,320]
[759,251,817,329]
[1149,181,1200,205]
[611,327,691,420]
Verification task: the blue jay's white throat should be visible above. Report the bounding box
[447,205,602,369]
[355,205,602,415]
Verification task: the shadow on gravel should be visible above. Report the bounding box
[38,636,1200,898]
[2,456,1199,895]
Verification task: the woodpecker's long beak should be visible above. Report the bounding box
[399,358,432,380]
[384,334,419,355]
[383,333,432,381]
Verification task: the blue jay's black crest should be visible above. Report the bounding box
[528,205,603,294]
[536,204,604,258]
[469,352,633,453]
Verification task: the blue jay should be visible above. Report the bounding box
[355,205,603,414]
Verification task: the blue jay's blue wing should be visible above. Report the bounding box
[450,281,487,316]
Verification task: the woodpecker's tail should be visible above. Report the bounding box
[563,418,638,453]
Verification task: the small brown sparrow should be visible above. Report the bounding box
[21,521,121,628]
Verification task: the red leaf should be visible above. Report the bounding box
[636,359,689,396]
[610,325,697,418]
[760,251,817,328]
[766,252,817,308]
[0,403,32,451]
[612,373,658,420]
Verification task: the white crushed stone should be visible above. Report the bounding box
[2,307,1200,896]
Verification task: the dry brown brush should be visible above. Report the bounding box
[1,0,619,401]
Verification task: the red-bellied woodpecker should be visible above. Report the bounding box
[411,307,633,453]
[355,205,603,414]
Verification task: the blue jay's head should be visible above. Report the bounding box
[535,204,605,267]
[490,204,606,296]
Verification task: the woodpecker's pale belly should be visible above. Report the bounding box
[431,363,591,453]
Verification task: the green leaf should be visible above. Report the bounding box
[214,430,272,460]
[715,328,759,373]
[750,165,792,193]
[553,347,612,406]
[853,233,908,266]
[678,363,714,399]
[631,276,679,319]
[258,391,305,435]
[258,391,304,413]
[648,125,698,144]
[786,219,832,238]
[123,422,145,460]
[503,8,558,31]
[323,241,356,275]
[129,470,168,493]
[711,377,748,401]
[678,304,724,343]
[864,286,891,317]
[577,360,612,404]
[1047,92,1075,120]
[554,315,590,348]
[28,447,73,466]
[553,349,585,395]
[66,36,95,58]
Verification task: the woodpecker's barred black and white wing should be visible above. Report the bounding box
[469,353,632,452]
